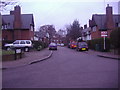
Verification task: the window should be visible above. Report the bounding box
[2,25,4,29]
[13,41,19,44]
[2,25,7,30]
[26,41,30,44]
[4,24,7,29]
[118,23,120,27]
[20,41,25,44]
[92,26,96,32]
[30,25,34,31]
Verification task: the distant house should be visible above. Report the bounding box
[82,25,91,41]
[2,5,35,41]
[89,4,120,39]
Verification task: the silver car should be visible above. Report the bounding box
[49,42,57,50]
[4,40,33,52]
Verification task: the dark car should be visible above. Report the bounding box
[76,42,88,51]
[49,42,57,50]
[68,43,71,48]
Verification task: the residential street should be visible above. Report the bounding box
[2,47,118,88]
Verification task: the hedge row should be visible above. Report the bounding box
[32,41,49,51]
[87,38,110,52]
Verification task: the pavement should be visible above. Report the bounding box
[1,47,120,70]
[88,49,120,60]
[2,48,53,69]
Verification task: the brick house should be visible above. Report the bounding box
[2,5,35,41]
[89,4,120,39]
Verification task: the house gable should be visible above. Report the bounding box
[2,6,35,41]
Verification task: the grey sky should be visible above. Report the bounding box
[2,0,120,31]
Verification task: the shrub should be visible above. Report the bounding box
[87,38,110,52]
[110,28,120,54]
[36,45,42,51]
[32,41,48,51]
[2,50,15,55]
[110,28,120,49]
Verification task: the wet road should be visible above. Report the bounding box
[2,47,118,88]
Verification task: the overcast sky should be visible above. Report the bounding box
[2,0,120,31]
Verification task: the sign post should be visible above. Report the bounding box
[101,31,107,51]
[104,36,106,50]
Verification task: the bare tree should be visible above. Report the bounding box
[66,19,82,41]
[0,0,18,11]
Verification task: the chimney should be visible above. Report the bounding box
[80,27,83,30]
[10,11,14,15]
[84,24,87,29]
[14,5,22,29]
[105,4,114,30]
[14,5,22,40]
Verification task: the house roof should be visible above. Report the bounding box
[2,15,14,29]
[93,14,106,30]
[21,14,34,29]
[90,14,120,30]
[2,14,34,30]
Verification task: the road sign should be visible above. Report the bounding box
[101,31,107,37]
[101,31,108,50]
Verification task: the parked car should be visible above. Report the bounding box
[49,42,57,50]
[67,43,71,48]
[57,43,61,46]
[4,40,33,52]
[60,43,64,47]
[70,42,77,49]
[76,42,88,51]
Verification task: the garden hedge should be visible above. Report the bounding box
[32,41,48,51]
[87,38,110,52]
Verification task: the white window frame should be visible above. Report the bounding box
[92,26,96,32]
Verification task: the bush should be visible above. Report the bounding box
[32,41,48,51]
[36,45,42,51]
[87,38,110,52]
[110,28,120,54]
[110,28,120,49]
[2,50,15,55]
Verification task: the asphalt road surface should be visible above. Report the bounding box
[2,47,118,88]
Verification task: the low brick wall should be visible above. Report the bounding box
[2,53,24,61]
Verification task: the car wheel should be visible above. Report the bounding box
[24,47,29,52]
[6,47,11,50]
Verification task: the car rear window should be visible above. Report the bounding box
[26,41,31,44]
[50,43,56,46]
[79,42,87,46]
[71,42,77,45]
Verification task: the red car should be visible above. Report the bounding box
[70,42,77,49]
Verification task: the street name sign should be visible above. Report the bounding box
[101,31,108,37]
